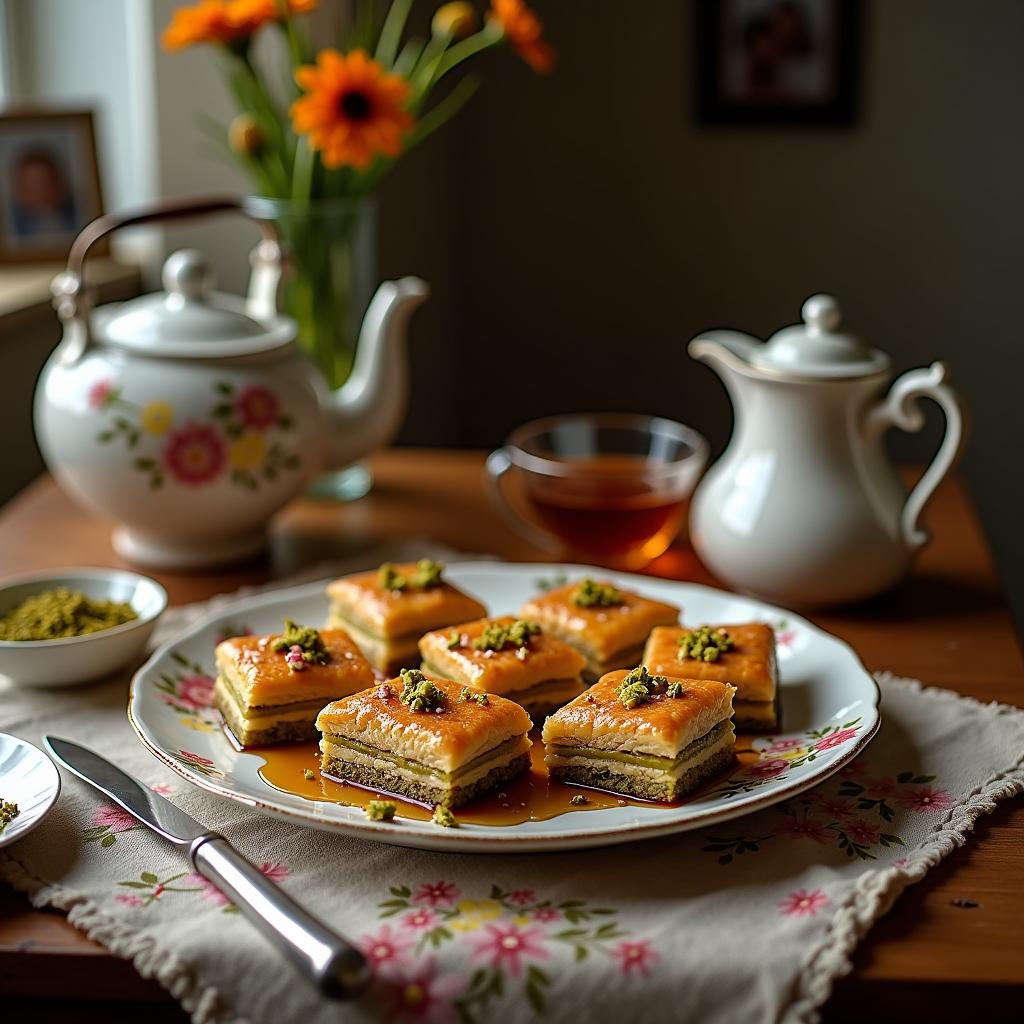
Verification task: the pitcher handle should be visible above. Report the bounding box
[865,362,967,550]
[483,448,562,553]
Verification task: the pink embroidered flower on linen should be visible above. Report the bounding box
[862,776,899,798]
[776,815,831,844]
[745,758,789,780]
[412,881,460,908]
[779,889,828,917]
[506,889,536,907]
[610,938,659,977]
[846,819,880,845]
[116,893,144,908]
[91,805,138,831]
[840,757,867,778]
[814,727,859,751]
[188,862,288,907]
[382,956,465,1024]
[898,786,954,813]
[532,907,560,923]
[175,674,214,709]
[402,908,438,932]
[811,795,857,820]
[150,783,174,796]
[360,923,415,974]
[470,922,548,976]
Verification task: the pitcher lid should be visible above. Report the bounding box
[751,294,889,378]
[92,249,294,358]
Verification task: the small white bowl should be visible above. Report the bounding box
[0,733,60,848]
[0,568,167,688]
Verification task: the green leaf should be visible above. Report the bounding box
[97,431,115,443]
[897,771,913,783]
[101,833,116,847]
[213,404,233,418]
[214,382,234,395]
[389,885,410,897]
[913,775,936,784]
[141,872,158,884]
[527,965,549,984]
[552,928,586,940]
[524,980,545,1014]
[574,945,587,961]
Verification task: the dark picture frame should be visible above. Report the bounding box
[0,108,105,263]
[696,0,861,126]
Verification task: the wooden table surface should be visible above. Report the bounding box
[1,450,1022,1020]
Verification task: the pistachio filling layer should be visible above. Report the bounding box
[548,721,731,772]
[320,733,527,783]
[216,671,332,716]
[420,662,581,704]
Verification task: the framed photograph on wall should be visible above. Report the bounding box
[696,0,861,125]
[0,109,105,263]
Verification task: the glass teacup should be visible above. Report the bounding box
[484,413,709,570]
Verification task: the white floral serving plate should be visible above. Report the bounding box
[128,562,880,853]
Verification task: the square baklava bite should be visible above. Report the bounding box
[419,615,587,720]
[542,666,737,802]
[326,560,486,675]
[642,624,779,731]
[316,671,532,809]
[214,620,375,748]
[520,577,679,682]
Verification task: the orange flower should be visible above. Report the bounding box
[227,0,317,34]
[162,1,240,50]
[488,0,555,74]
[290,49,414,170]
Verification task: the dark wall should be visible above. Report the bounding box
[382,0,1024,626]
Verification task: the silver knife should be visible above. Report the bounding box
[43,735,370,1000]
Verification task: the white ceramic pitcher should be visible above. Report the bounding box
[688,294,966,606]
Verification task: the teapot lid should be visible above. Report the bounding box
[751,294,889,378]
[92,249,294,358]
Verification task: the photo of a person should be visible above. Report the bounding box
[0,110,104,262]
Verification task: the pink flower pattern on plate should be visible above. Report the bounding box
[402,908,438,932]
[815,727,859,751]
[746,758,789,779]
[532,907,560,923]
[898,786,954,813]
[470,923,548,977]
[610,939,658,977]
[506,889,536,907]
[779,889,828,917]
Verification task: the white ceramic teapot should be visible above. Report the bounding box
[689,294,966,606]
[34,198,428,569]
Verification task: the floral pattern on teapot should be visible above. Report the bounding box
[90,378,300,492]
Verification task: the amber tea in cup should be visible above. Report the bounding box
[485,414,708,570]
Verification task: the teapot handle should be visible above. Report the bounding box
[865,362,967,551]
[52,196,282,362]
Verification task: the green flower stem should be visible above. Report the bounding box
[376,0,413,67]
[291,137,315,204]
[436,21,504,77]
[404,73,481,151]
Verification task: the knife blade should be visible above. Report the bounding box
[43,735,370,1000]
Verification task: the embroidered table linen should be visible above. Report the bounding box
[2,577,1022,1024]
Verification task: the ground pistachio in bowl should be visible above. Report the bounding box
[0,587,138,642]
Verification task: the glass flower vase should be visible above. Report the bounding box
[245,196,376,501]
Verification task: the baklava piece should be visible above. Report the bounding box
[316,671,532,809]
[419,616,587,721]
[542,667,736,802]
[213,620,374,748]
[520,578,679,682]
[642,623,779,731]
[326,560,486,675]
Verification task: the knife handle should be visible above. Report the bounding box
[191,835,370,999]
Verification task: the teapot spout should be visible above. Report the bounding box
[327,276,429,469]
[688,330,760,376]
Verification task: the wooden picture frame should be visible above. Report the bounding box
[696,0,861,126]
[0,108,105,263]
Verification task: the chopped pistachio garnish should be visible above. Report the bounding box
[378,562,408,591]
[515,646,528,661]
[399,669,447,713]
[366,800,397,821]
[271,619,329,671]
[665,681,684,699]
[432,805,458,828]
[446,630,462,650]
[473,619,541,652]
[0,587,136,641]
[303,768,316,781]
[458,687,472,702]
[615,665,671,708]
[0,800,19,832]
[677,626,733,663]
[411,559,445,588]
[571,578,623,608]
[569,794,589,806]
[474,692,489,706]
